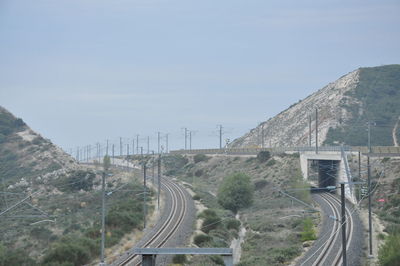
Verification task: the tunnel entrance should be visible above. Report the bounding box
[318,160,340,188]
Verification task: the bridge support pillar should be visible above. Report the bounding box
[142,254,156,266]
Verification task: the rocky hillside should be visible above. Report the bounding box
[231,65,400,148]
[0,106,78,187]
[0,107,152,265]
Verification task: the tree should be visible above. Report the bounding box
[103,155,111,171]
[217,172,254,213]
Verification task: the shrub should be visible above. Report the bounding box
[56,170,95,192]
[30,226,53,241]
[266,158,276,166]
[163,155,188,176]
[172,254,187,264]
[217,173,254,213]
[198,209,217,219]
[202,215,221,233]
[210,255,225,265]
[301,218,317,242]
[225,218,241,231]
[194,234,212,246]
[378,233,400,266]
[194,169,204,177]
[41,237,96,266]
[257,151,271,163]
[192,194,201,200]
[193,154,209,163]
[0,243,35,266]
[254,179,268,190]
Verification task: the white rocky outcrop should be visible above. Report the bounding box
[231,69,361,147]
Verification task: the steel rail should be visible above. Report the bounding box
[312,193,341,266]
[117,177,188,266]
[310,192,354,266]
[324,193,354,266]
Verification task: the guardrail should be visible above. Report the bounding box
[170,146,400,156]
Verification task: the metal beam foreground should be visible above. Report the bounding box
[134,248,233,266]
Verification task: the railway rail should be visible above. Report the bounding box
[112,177,188,266]
[300,192,355,266]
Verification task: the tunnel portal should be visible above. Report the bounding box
[318,160,340,188]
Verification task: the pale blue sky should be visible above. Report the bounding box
[1,0,399,152]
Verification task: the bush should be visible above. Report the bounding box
[210,255,225,265]
[225,218,241,231]
[378,233,400,266]
[0,243,35,266]
[41,237,96,266]
[163,155,188,176]
[301,218,317,242]
[266,159,276,167]
[172,254,187,264]
[193,154,209,163]
[257,151,271,163]
[217,173,254,213]
[202,215,221,233]
[199,209,218,219]
[56,170,95,192]
[194,234,212,246]
[194,169,204,177]
[254,179,268,190]
[192,194,201,200]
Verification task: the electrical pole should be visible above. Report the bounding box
[136,135,139,154]
[341,183,347,266]
[100,172,106,266]
[367,122,373,258]
[189,131,192,150]
[261,125,265,148]
[184,128,188,150]
[132,139,135,155]
[106,139,109,156]
[309,115,312,147]
[127,144,129,171]
[157,132,161,154]
[165,133,169,153]
[141,147,143,157]
[152,151,155,184]
[143,164,147,229]
[120,137,122,156]
[218,125,223,149]
[315,108,318,154]
[147,136,150,155]
[358,151,361,201]
[112,144,115,165]
[157,154,161,210]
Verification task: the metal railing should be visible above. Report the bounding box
[169,146,400,155]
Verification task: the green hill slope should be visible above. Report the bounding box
[324,65,400,146]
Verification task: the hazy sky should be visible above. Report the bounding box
[1,0,399,153]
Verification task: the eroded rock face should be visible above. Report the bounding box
[0,106,80,182]
[230,69,361,148]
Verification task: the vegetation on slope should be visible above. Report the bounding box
[217,173,254,213]
[165,153,316,265]
[325,64,400,146]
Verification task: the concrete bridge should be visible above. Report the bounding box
[169,145,399,204]
[299,149,357,204]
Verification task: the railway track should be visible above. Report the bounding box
[113,177,188,266]
[301,192,354,266]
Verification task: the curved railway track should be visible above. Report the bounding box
[301,192,354,266]
[113,177,188,266]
